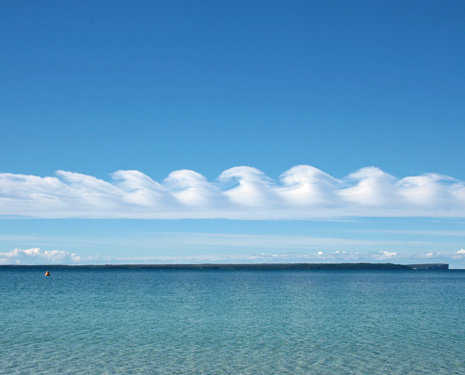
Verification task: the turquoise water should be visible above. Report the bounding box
[1,269,464,374]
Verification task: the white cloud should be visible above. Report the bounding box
[1,165,465,219]
[423,251,443,258]
[1,245,464,265]
[276,165,339,206]
[164,169,219,207]
[0,249,376,264]
[0,248,80,265]
[376,250,398,259]
[219,166,275,207]
[339,167,397,207]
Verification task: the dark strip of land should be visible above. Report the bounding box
[0,263,449,270]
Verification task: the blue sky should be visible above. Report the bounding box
[1,1,465,266]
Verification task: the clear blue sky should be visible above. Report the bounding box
[1,1,464,266]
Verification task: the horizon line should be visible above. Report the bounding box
[0,262,452,270]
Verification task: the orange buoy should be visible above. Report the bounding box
[45,271,50,277]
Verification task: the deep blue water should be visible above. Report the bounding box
[1,269,464,374]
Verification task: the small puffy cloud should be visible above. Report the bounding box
[1,165,465,219]
[457,249,465,255]
[0,248,80,265]
[424,251,442,258]
[376,250,398,259]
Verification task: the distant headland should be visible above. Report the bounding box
[0,263,449,270]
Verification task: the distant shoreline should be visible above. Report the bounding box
[0,263,449,270]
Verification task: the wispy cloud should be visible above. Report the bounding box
[352,229,465,237]
[157,232,431,249]
[1,165,465,219]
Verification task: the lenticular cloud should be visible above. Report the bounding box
[0,165,464,219]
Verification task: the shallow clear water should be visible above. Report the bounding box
[1,269,464,374]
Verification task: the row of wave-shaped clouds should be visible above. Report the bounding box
[1,165,465,218]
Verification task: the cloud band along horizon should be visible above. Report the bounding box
[1,165,465,219]
[1,247,464,265]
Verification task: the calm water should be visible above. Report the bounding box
[1,269,464,374]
